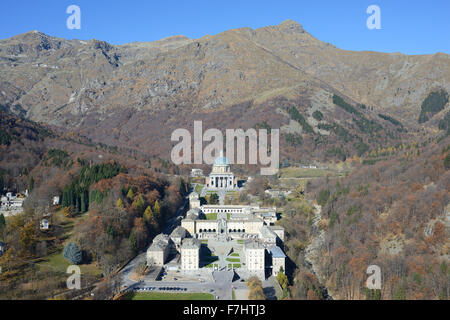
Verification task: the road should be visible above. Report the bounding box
[125,277,233,300]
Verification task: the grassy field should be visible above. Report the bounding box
[230,253,239,257]
[123,292,214,300]
[194,184,204,194]
[36,251,102,276]
[279,167,335,178]
[204,263,219,268]
[35,209,102,277]
[226,258,240,262]
[205,212,217,220]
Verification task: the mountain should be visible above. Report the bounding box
[0,21,449,162]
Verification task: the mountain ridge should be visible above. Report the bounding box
[0,20,448,161]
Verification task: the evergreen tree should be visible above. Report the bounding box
[129,231,137,253]
[80,190,88,213]
[209,193,219,204]
[28,176,34,192]
[106,224,115,238]
[63,242,82,265]
[0,175,4,194]
[0,213,6,231]
[445,153,450,170]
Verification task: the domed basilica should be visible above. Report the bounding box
[205,151,237,190]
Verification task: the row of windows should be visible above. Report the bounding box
[204,209,243,213]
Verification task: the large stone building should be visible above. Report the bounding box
[146,234,172,266]
[244,240,266,279]
[205,152,237,190]
[181,204,281,243]
[180,238,201,271]
[144,155,287,280]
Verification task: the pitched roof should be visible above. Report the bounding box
[270,246,286,258]
[181,238,201,249]
[170,226,187,238]
[244,240,265,250]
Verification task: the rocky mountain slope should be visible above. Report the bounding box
[0,20,448,161]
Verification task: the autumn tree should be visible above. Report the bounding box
[247,276,266,300]
[116,198,124,208]
[276,268,288,290]
[153,200,161,222]
[126,187,134,200]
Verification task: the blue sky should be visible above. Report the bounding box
[0,0,449,55]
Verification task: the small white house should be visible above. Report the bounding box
[190,169,204,177]
[40,219,50,230]
[52,196,60,206]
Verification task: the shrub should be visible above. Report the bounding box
[312,110,324,121]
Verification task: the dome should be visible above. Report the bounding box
[214,156,229,166]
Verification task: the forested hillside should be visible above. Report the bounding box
[0,110,188,299]
[305,137,449,299]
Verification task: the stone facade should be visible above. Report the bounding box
[244,240,265,278]
[181,238,201,271]
[147,234,172,266]
[270,246,286,276]
[188,192,201,209]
